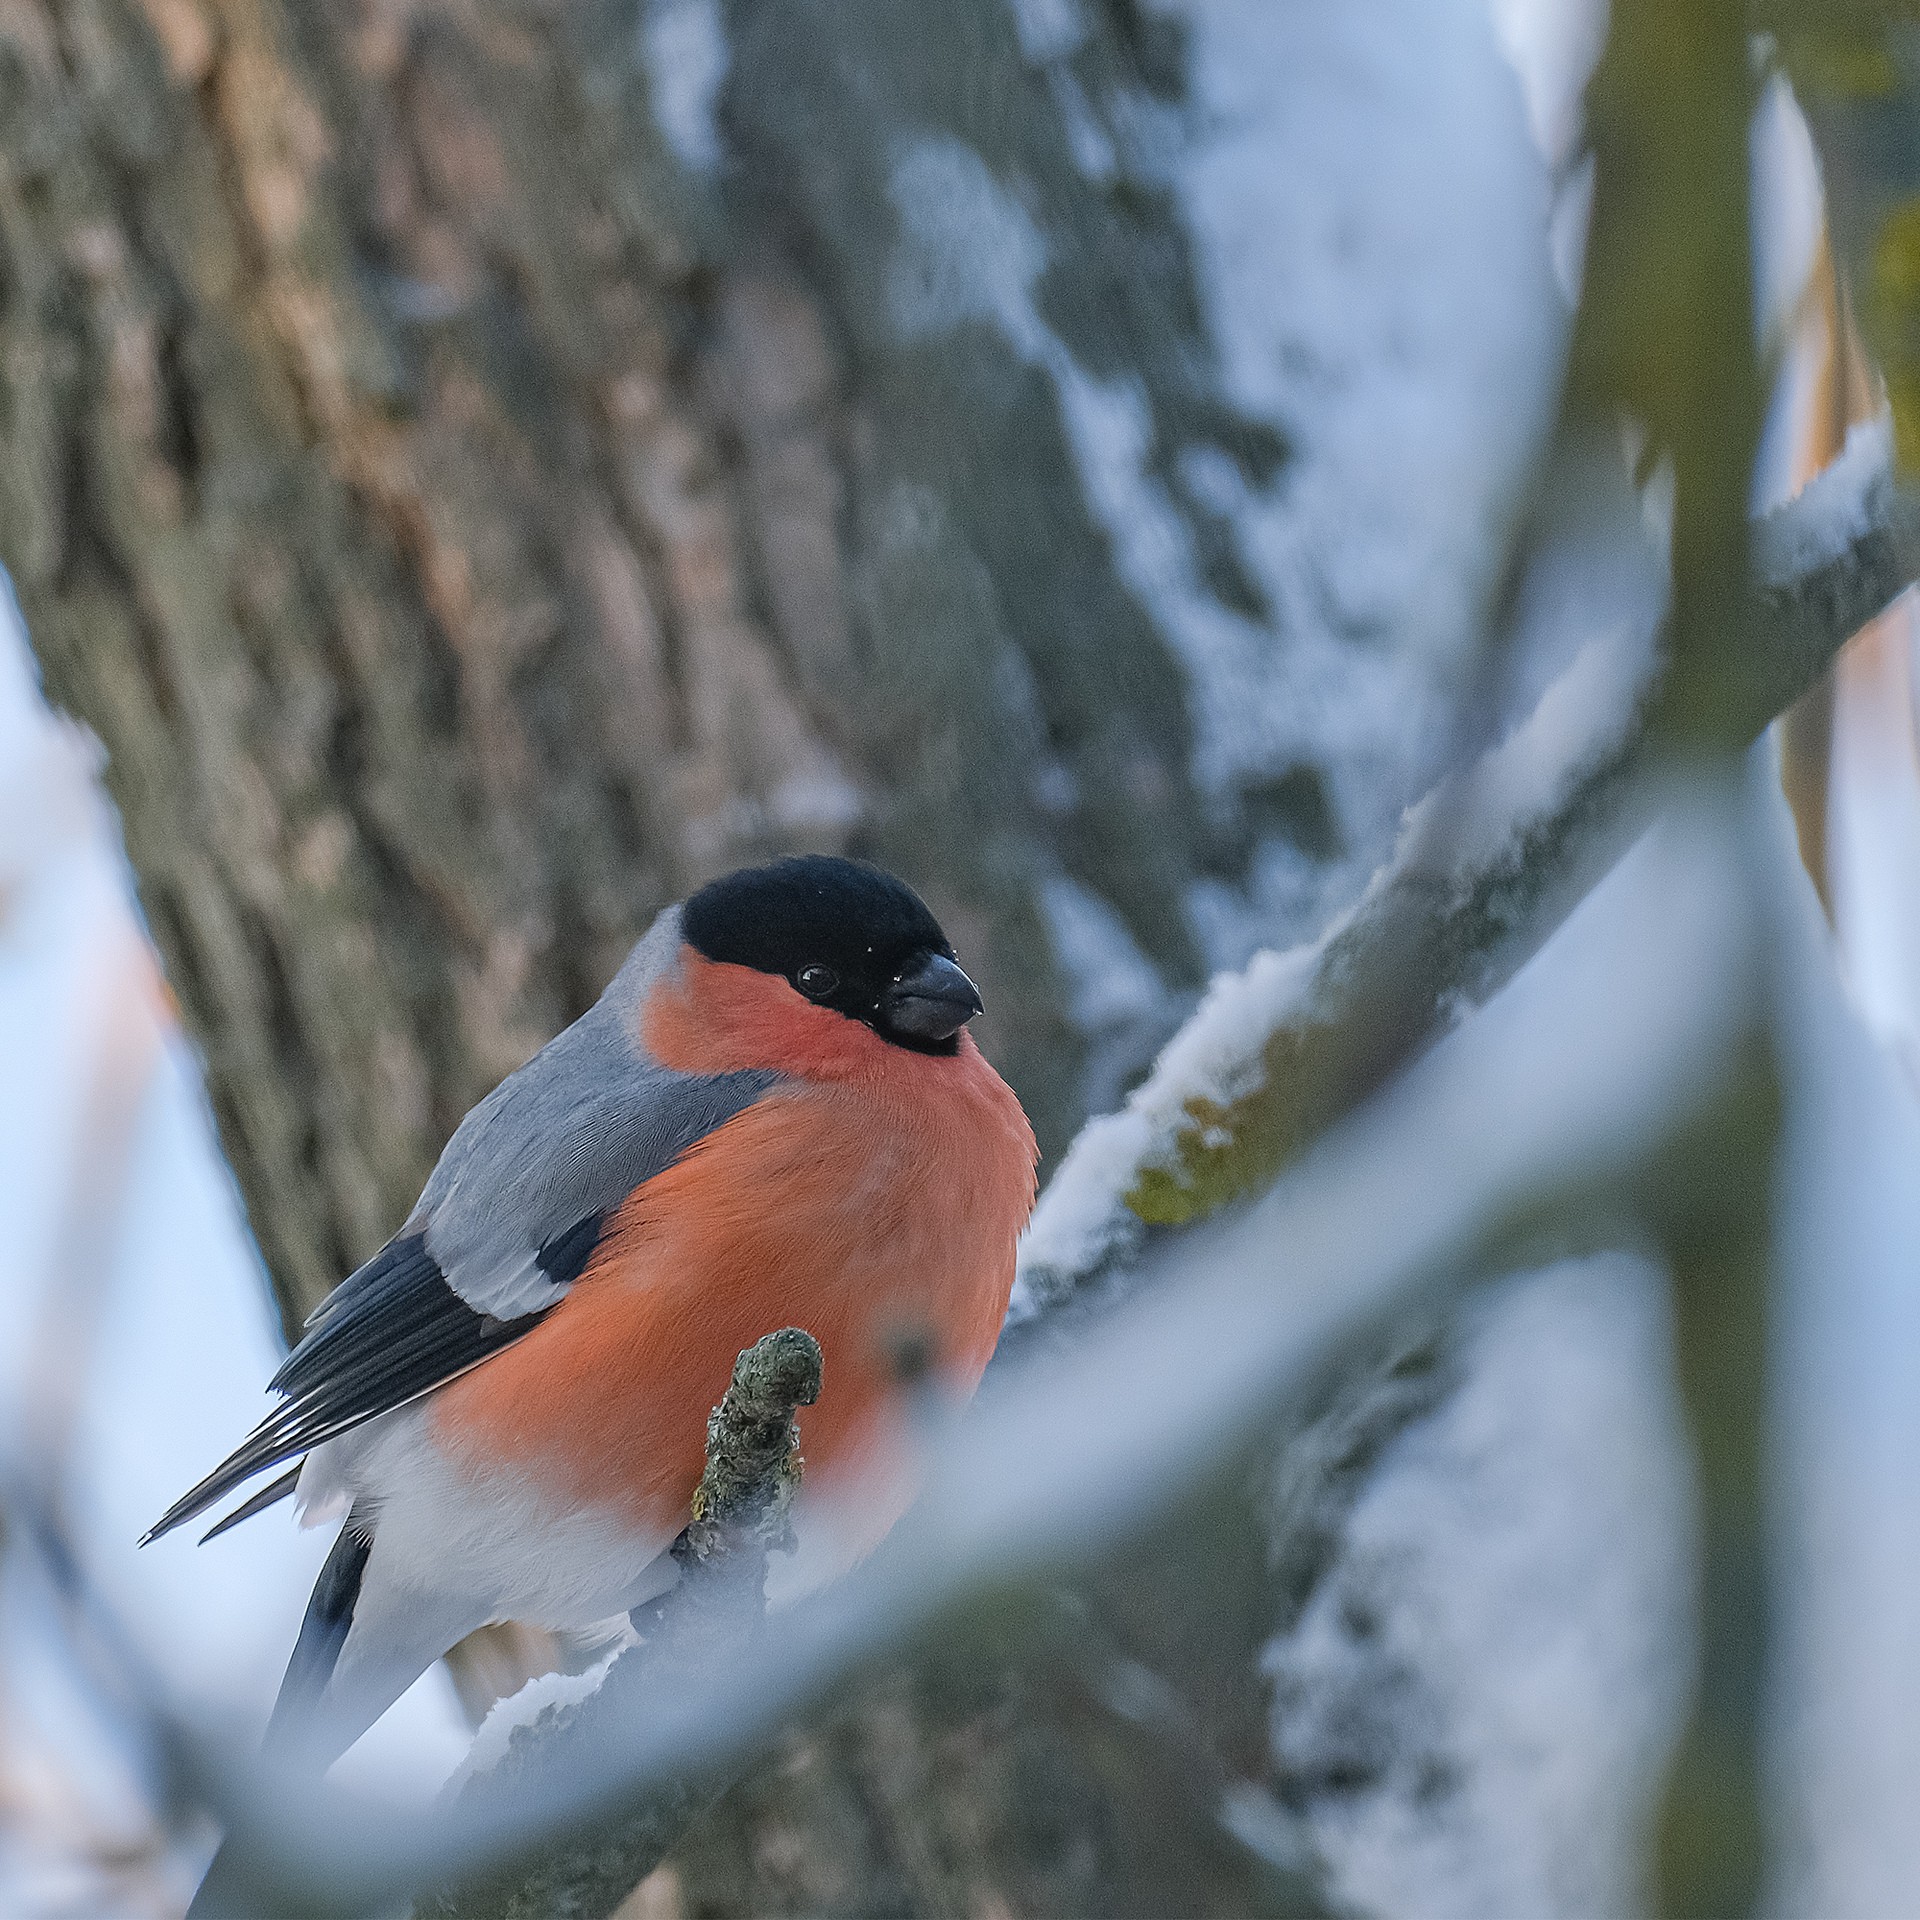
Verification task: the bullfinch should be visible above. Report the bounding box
[146,855,1037,1777]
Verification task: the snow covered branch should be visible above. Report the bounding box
[1012,419,1920,1320]
[207,429,1904,1920]
[419,1330,822,1920]
[170,786,1745,1920]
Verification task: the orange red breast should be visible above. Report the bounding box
[428,949,1038,1535]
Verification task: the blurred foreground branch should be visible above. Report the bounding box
[1014,417,1919,1319]
[420,1329,822,1920]
[181,791,1750,1918]
[36,354,1904,1920]
[23,434,1908,1920]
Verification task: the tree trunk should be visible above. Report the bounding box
[1,0,1297,1323]
[0,0,1341,1909]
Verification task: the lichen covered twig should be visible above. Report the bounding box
[419,1328,822,1920]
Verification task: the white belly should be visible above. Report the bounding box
[301,1404,677,1631]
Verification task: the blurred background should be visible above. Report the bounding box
[4,0,1920,1914]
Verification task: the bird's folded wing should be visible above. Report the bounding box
[141,1231,545,1543]
[144,1045,780,1545]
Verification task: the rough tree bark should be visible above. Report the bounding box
[0,1,1332,1912]
[0,0,1292,1323]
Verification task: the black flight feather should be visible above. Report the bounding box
[142,1230,581,1546]
[197,1465,302,1544]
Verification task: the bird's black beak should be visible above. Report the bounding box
[883,951,984,1044]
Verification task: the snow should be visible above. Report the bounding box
[1818,611,1920,1077]
[1398,622,1648,882]
[1038,875,1169,1037]
[1749,69,1834,519]
[888,2,1568,971]
[1486,0,1603,301]
[1004,118,1910,1882]
[1487,0,1608,171]
[1267,1254,1692,1920]
[1008,939,1321,1314]
[1766,737,1920,1914]
[1242,74,1920,1920]
[1021,783,1758,1413]
[1235,749,1920,1920]
[1015,329,1894,1317]
[452,1644,627,1791]
[1740,78,1920,1900]
[1155,0,1566,934]
[641,0,729,175]
[885,136,1047,357]
[1753,413,1895,588]
[1751,68,1827,358]
[1007,0,1087,65]
[1012,602,1656,1311]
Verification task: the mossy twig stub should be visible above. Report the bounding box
[420,1328,822,1920]
[683,1325,821,1562]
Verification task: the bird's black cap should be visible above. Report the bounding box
[683,855,981,1053]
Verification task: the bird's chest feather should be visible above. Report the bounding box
[428,1031,1035,1534]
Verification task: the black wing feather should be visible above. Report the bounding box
[143,1231,575,1545]
[197,1465,302,1544]
[535,1209,607,1289]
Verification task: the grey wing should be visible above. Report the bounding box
[145,913,777,1545]
[415,907,775,1317]
[418,1000,776,1319]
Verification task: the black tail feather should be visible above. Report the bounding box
[188,1519,371,1918]
[265,1517,370,1751]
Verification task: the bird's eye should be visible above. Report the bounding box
[796,964,838,1001]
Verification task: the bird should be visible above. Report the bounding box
[147,854,1037,1785]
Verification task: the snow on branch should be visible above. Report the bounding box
[1011,419,1920,1318]
[181,784,1754,1919]
[144,426,1908,1917]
